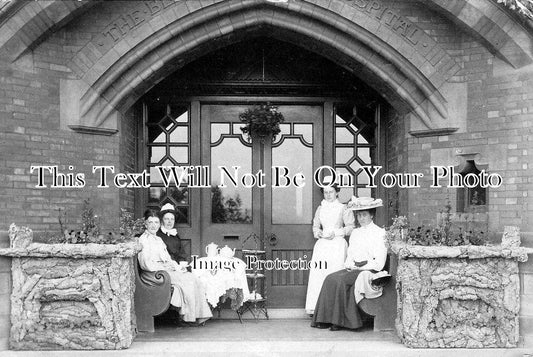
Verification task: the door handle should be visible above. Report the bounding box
[266,233,278,246]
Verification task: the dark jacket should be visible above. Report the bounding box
[156,229,188,263]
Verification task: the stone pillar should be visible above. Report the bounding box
[0,240,141,350]
[391,243,533,348]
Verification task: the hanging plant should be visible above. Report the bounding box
[239,103,285,141]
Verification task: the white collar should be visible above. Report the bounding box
[321,199,341,207]
[359,222,376,229]
[161,226,177,236]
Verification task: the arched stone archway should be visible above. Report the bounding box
[58,0,460,134]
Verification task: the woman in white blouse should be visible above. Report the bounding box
[311,197,387,331]
[305,177,355,314]
[138,209,212,324]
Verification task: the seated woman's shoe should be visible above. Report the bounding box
[313,322,330,329]
[329,324,342,331]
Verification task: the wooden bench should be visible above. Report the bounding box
[358,254,398,331]
[133,255,172,333]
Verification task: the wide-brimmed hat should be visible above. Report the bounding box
[347,197,383,211]
[159,203,177,217]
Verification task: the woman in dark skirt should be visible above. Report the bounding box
[311,197,387,331]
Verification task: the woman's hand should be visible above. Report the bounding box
[320,230,334,240]
[344,261,356,271]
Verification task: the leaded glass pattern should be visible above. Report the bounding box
[334,104,377,202]
[146,103,190,224]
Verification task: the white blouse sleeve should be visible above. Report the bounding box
[312,206,322,239]
[360,230,387,271]
[334,206,354,237]
[344,231,357,268]
[138,234,167,272]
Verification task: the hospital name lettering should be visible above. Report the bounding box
[29,165,503,189]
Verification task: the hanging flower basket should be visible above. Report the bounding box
[239,104,284,141]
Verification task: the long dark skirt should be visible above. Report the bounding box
[310,269,362,329]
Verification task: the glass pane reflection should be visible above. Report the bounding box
[211,137,252,223]
[211,123,230,143]
[175,206,188,224]
[272,138,312,224]
[170,146,188,164]
[149,146,165,164]
[169,187,188,204]
[335,127,353,144]
[358,147,371,164]
[175,111,188,123]
[149,126,166,143]
[294,124,313,144]
[169,126,188,143]
[149,187,165,203]
[335,147,353,164]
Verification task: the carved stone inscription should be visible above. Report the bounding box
[94,0,430,52]
[96,0,179,47]
[348,0,426,46]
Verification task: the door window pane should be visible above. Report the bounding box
[272,138,313,224]
[211,135,252,224]
[294,124,313,144]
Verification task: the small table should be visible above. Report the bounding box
[191,256,251,319]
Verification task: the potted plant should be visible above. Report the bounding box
[0,200,144,350]
[387,203,533,348]
[239,103,284,141]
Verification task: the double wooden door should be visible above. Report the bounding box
[200,103,324,307]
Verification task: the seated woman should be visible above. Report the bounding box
[138,208,212,324]
[157,203,188,264]
[311,197,387,331]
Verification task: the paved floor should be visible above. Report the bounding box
[2,318,532,356]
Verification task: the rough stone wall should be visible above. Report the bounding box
[519,233,533,346]
[396,256,521,348]
[8,253,136,350]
